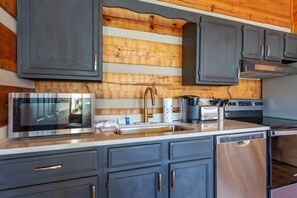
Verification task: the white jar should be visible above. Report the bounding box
[163,98,173,123]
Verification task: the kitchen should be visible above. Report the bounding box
[0,0,297,197]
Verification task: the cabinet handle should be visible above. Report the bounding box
[260,44,264,56]
[267,45,271,57]
[237,66,240,79]
[94,53,98,71]
[171,171,176,189]
[34,164,62,171]
[157,173,162,192]
[91,185,96,198]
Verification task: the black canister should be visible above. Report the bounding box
[179,95,200,123]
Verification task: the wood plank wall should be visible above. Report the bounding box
[161,0,292,28]
[36,7,263,116]
[1,1,293,120]
[293,0,297,33]
[0,1,34,128]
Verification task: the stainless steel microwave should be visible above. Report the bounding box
[8,93,95,139]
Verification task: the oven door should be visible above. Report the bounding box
[270,129,297,198]
[8,93,94,138]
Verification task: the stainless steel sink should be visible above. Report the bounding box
[117,124,194,135]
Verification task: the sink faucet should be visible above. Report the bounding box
[143,87,156,123]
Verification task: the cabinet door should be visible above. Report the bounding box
[265,30,284,62]
[18,0,102,81]
[242,25,265,60]
[200,17,241,85]
[108,166,163,198]
[284,34,297,60]
[169,159,213,198]
[0,177,97,198]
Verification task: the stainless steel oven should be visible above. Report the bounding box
[269,128,297,198]
[8,93,95,138]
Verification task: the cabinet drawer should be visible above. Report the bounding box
[0,150,97,185]
[169,138,212,160]
[108,144,162,168]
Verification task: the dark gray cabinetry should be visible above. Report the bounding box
[17,0,102,81]
[105,137,214,198]
[0,177,98,198]
[200,17,241,85]
[170,159,213,198]
[242,26,265,60]
[265,30,284,62]
[108,166,163,198]
[0,149,99,197]
[242,25,284,62]
[283,34,297,61]
[182,17,241,85]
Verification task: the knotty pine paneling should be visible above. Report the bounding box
[0,86,34,127]
[35,78,261,99]
[161,0,292,28]
[0,22,17,72]
[103,36,181,67]
[0,0,16,18]
[293,0,297,33]
[103,7,186,36]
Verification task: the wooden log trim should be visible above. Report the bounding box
[0,85,35,127]
[103,7,186,36]
[0,22,16,72]
[0,0,16,18]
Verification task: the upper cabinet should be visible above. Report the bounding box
[283,34,297,61]
[242,25,284,62]
[265,30,284,61]
[242,26,265,60]
[17,0,102,81]
[182,17,241,86]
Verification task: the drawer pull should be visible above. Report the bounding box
[91,185,96,198]
[157,173,162,192]
[34,164,62,171]
[171,171,176,189]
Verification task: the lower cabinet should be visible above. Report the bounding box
[105,137,214,198]
[169,159,213,198]
[0,177,97,198]
[108,166,163,198]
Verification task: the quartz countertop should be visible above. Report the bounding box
[0,120,269,156]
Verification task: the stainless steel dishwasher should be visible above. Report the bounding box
[216,131,267,198]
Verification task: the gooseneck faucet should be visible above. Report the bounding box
[143,87,156,123]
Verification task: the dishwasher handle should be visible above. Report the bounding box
[217,131,266,144]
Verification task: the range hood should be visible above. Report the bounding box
[240,60,297,79]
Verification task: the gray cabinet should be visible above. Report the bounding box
[170,159,213,198]
[0,148,99,197]
[200,17,241,85]
[242,26,265,60]
[242,25,284,62]
[105,137,214,198]
[17,0,102,81]
[108,166,163,198]
[265,29,284,62]
[0,177,97,198]
[284,34,297,61]
[182,17,241,86]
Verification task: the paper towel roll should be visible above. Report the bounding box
[163,98,173,122]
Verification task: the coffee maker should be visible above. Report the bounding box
[179,95,200,123]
